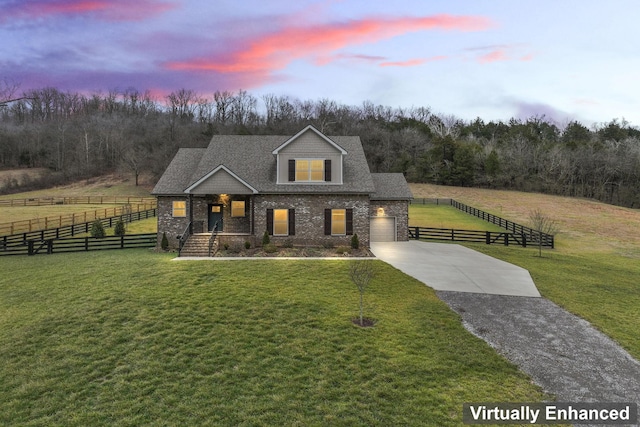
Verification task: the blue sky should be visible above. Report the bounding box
[2,0,639,126]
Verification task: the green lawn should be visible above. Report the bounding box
[464,244,640,361]
[0,251,555,426]
[409,204,505,231]
[409,204,640,361]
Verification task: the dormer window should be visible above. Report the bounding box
[288,159,332,182]
[296,159,323,181]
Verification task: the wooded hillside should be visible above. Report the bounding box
[1,86,639,207]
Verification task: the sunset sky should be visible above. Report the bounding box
[2,0,639,125]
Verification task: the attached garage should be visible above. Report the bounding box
[370,216,397,242]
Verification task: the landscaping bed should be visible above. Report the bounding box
[213,244,374,258]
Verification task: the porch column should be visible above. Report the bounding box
[250,196,255,235]
[188,194,194,233]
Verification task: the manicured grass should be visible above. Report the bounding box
[409,201,640,361]
[464,244,640,361]
[0,251,554,426]
[123,217,157,234]
[409,203,505,231]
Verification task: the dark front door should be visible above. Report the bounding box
[208,204,223,231]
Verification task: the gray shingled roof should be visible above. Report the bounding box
[152,131,411,198]
[152,148,206,195]
[370,173,413,200]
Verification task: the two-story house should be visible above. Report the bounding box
[152,125,412,252]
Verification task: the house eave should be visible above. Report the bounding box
[184,165,259,194]
[271,125,348,155]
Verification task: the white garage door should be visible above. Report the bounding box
[370,217,396,242]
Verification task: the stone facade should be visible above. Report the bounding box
[157,194,407,249]
[157,196,191,249]
[191,194,251,234]
[253,193,370,247]
[369,200,410,241]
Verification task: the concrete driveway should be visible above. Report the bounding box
[370,241,541,297]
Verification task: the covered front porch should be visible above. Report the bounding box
[190,194,254,236]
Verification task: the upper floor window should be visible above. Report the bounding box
[289,159,331,182]
[296,159,324,181]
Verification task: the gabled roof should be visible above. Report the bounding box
[152,129,376,195]
[184,165,258,194]
[152,148,206,195]
[272,125,347,155]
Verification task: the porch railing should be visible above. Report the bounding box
[208,221,219,257]
[177,221,192,257]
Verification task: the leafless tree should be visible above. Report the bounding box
[528,209,559,257]
[349,260,375,327]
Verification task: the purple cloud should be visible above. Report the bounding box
[0,0,177,24]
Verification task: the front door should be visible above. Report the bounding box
[208,204,223,231]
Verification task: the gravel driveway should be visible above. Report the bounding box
[437,291,640,410]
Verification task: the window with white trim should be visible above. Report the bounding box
[295,159,324,181]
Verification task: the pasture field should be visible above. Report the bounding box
[411,183,640,255]
[0,174,156,235]
[0,173,153,199]
[0,252,557,426]
[409,203,505,232]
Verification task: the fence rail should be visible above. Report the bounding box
[0,208,156,249]
[0,196,156,207]
[410,198,554,248]
[0,203,156,236]
[0,233,157,256]
[408,226,529,247]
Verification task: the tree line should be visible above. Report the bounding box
[1,84,639,207]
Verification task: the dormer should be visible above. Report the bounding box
[273,125,347,185]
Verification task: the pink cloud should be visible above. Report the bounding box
[166,14,493,77]
[380,56,448,67]
[471,45,535,64]
[1,0,176,23]
[477,49,508,64]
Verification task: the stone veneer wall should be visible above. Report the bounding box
[253,194,371,247]
[191,195,251,234]
[369,200,410,241]
[157,196,190,249]
[158,194,408,249]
